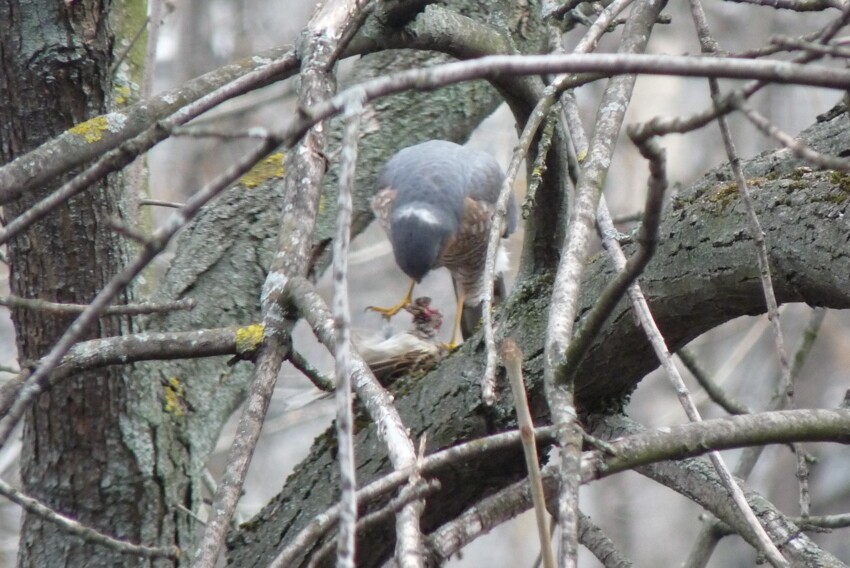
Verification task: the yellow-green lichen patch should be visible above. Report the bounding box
[114,84,133,106]
[70,116,109,143]
[239,153,285,188]
[707,182,740,211]
[69,113,127,143]
[236,323,265,355]
[830,171,850,193]
[163,377,188,417]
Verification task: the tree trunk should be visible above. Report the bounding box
[0,1,176,566]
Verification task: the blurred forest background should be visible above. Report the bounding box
[1,1,849,566]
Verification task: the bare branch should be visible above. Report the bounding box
[138,198,185,208]
[0,45,296,204]
[725,0,843,11]
[736,97,850,171]
[287,349,335,392]
[595,414,844,566]
[0,325,257,417]
[0,296,195,316]
[576,512,634,568]
[0,477,179,560]
[581,409,850,482]
[332,94,366,568]
[502,339,555,568]
[677,348,752,415]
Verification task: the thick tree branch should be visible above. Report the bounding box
[228,109,850,567]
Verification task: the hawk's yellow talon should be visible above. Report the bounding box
[367,280,415,320]
[366,302,407,319]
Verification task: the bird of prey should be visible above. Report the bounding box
[357,297,447,384]
[368,140,517,348]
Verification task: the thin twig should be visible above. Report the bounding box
[481,97,555,405]
[287,349,335,392]
[139,199,185,208]
[562,133,667,382]
[0,295,195,316]
[724,0,842,11]
[772,34,850,57]
[684,308,827,568]
[735,97,850,171]
[331,94,365,568]
[597,188,788,566]
[171,125,274,140]
[677,348,752,415]
[551,0,636,158]
[110,16,150,77]
[501,339,555,568]
[107,218,150,244]
[0,476,179,559]
[710,62,802,562]
[629,5,850,144]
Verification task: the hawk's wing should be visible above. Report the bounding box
[460,146,518,237]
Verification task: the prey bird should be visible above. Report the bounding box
[357,297,447,384]
[369,140,517,348]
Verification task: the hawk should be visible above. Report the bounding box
[368,140,517,348]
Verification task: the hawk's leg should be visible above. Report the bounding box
[446,290,465,351]
[366,279,415,319]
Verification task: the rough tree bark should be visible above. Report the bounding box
[0,1,178,566]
